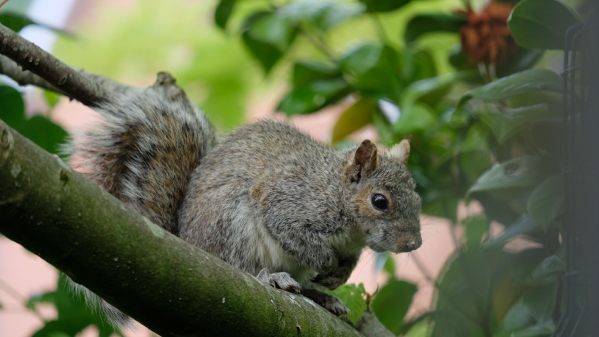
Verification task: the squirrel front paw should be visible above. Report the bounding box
[300,289,348,316]
[257,268,301,293]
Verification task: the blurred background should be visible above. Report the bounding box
[0,0,596,336]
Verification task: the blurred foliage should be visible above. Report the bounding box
[217,0,573,336]
[0,0,579,336]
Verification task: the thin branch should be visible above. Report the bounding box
[0,54,63,94]
[371,15,389,45]
[299,25,336,62]
[0,278,45,322]
[0,23,126,107]
[411,254,481,327]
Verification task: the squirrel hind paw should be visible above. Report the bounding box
[257,268,301,294]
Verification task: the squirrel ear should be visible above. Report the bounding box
[388,139,410,163]
[347,139,378,183]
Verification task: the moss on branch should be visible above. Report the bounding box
[0,119,363,337]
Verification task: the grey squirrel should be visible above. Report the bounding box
[68,72,422,324]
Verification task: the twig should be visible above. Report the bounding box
[0,23,127,107]
[371,15,389,45]
[411,253,482,327]
[299,25,336,62]
[0,54,63,93]
[0,278,45,322]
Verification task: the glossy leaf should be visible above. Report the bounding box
[28,274,123,337]
[241,11,297,72]
[508,0,582,50]
[278,79,348,115]
[214,0,237,30]
[0,11,73,36]
[393,104,436,135]
[332,97,377,142]
[371,279,417,333]
[463,215,490,247]
[358,0,409,13]
[280,0,364,31]
[292,60,340,87]
[328,283,367,324]
[339,43,402,102]
[0,86,67,154]
[404,13,465,43]
[489,216,539,250]
[0,85,26,129]
[431,247,512,337]
[468,156,549,196]
[526,175,564,229]
[459,69,562,107]
[475,103,557,143]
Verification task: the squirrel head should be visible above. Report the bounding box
[343,139,422,254]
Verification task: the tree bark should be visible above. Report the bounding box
[0,119,363,337]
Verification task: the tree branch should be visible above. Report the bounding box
[0,24,127,107]
[0,54,62,93]
[0,120,364,337]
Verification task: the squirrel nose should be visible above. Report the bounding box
[404,236,422,252]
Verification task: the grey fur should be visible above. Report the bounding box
[68,73,422,325]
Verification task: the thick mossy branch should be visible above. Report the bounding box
[0,120,363,337]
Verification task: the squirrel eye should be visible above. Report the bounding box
[371,193,388,211]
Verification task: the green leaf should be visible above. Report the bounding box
[278,79,349,115]
[486,215,538,248]
[44,90,61,108]
[468,156,549,196]
[241,11,297,73]
[0,85,26,130]
[393,104,436,135]
[371,279,417,333]
[382,253,396,277]
[279,0,364,31]
[0,12,37,32]
[328,283,367,324]
[508,0,582,50]
[214,0,237,30]
[404,13,465,43]
[28,274,123,337]
[475,103,558,143]
[463,215,490,247]
[292,61,340,87]
[358,0,409,13]
[0,12,73,36]
[431,247,513,337]
[530,255,564,281]
[459,69,562,108]
[526,175,564,229]
[0,85,67,155]
[339,43,402,102]
[25,116,68,154]
[511,321,554,337]
[332,97,377,142]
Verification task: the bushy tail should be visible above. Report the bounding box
[68,72,215,233]
[65,72,216,325]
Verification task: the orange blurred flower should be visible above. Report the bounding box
[458,1,515,65]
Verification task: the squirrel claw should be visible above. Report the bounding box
[257,268,301,294]
[300,288,348,316]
